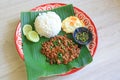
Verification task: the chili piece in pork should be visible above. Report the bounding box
[41,35,80,64]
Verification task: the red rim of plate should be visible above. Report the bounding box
[14,3,98,76]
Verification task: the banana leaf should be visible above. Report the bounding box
[21,4,92,80]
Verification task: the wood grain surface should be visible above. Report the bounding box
[0,0,120,80]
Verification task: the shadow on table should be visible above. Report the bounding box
[2,19,27,80]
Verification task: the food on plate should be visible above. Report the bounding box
[76,32,89,42]
[62,16,84,33]
[23,24,32,35]
[20,4,93,79]
[41,35,80,64]
[22,24,39,42]
[73,27,93,45]
[26,31,39,42]
[34,11,62,38]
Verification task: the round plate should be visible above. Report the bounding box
[14,3,98,76]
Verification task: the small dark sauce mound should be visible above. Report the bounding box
[73,27,93,45]
[41,35,80,64]
[76,32,89,43]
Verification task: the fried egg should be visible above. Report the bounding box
[62,16,84,33]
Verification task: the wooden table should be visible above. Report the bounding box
[0,0,120,80]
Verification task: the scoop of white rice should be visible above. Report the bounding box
[34,11,62,38]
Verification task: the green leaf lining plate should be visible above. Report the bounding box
[15,3,98,79]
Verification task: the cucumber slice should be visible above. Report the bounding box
[23,24,32,35]
[26,31,39,42]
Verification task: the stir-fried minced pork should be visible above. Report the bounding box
[41,35,80,64]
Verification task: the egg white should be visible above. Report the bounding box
[62,16,84,33]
